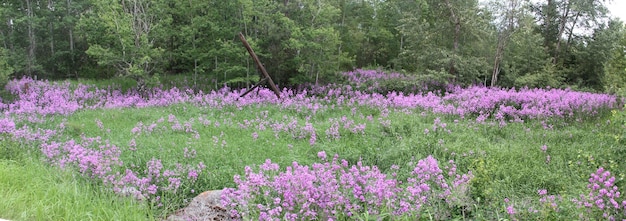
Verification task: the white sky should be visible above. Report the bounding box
[607,0,626,22]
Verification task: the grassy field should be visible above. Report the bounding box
[0,72,625,220]
[0,140,152,221]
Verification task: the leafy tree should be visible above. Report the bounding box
[604,22,626,93]
[78,0,168,91]
[397,0,492,84]
[488,0,524,86]
[499,15,549,87]
[568,19,622,90]
[0,0,621,91]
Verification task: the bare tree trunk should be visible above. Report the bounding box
[66,0,76,78]
[67,32,74,53]
[26,0,36,76]
[564,12,580,51]
[491,39,505,87]
[6,19,14,52]
[443,0,460,79]
[552,0,572,64]
[48,0,55,58]
[544,0,554,48]
[337,0,346,70]
[189,0,198,88]
[491,0,520,87]
[215,56,218,88]
[49,21,55,74]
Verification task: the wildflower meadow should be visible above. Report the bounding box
[1,69,626,220]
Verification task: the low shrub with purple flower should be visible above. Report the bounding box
[0,73,624,220]
[572,168,626,220]
[222,152,473,220]
[0,117,15,133]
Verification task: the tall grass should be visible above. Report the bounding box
[0,140,153,221]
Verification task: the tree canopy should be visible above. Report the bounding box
[0,0,623,91]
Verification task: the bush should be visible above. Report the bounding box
[222,153,474,220]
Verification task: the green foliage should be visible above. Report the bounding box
[514,61,565,88]
[79,0,166,87]
[0,48,13,88]
[0,0,622,91]
[604,22,626,93]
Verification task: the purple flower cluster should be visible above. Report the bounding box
[37,132,206,200]
[0,74,620,219]
[222,153,473,220]
[573,168,626,220]
[0,117,15,133]
[0,76,616,123]
[40,137,122,179]
[1,102,208,202]
[538,189,562,212]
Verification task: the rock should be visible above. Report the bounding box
[165,190,233,221]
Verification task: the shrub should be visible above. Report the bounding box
[222,153,473,220]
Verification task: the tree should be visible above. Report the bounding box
[499,15,549,87]
[80,0,167,91]
[396,0,492,85]
[489,0,524,86]
[532,0,610,64]
[604,22,626,93]
[570,19,622,90]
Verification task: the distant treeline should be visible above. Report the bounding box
[0,0,625,91]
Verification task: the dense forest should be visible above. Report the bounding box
[0,0,624,92]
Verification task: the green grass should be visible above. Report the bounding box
[0,140,153,221]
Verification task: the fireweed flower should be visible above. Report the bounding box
[0,118,16,133]
[0,75,621,219]
[251,132,259,140]
[541,144,548,152]
[222,155,473,220]
[128,139,137,151]
[317,151,327,161]
[507,205,516,216]
[572,167,626,220]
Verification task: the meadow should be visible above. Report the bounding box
[0,69,625,220]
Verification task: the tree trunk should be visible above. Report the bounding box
[443,0,460,79]
[6,19,14,53]
[66,0,76,78]
[189,0,198,88]
[544,0,554,48]
[26,0,36,76]
[215,56,218,88]
[49,21,55,74]
[491,0,520,87]
[564,12,580,52]
[553,0,572,64]
[337,0,345,70]
[491,39,505,87]
[48,0,55,57]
